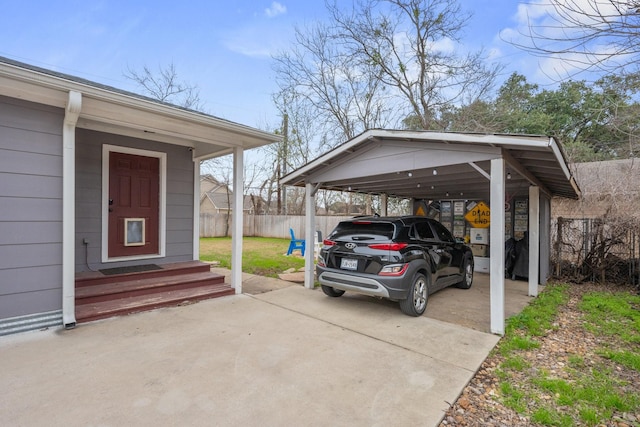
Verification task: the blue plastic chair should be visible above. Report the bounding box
[287,228,305,256]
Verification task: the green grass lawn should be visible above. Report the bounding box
[200,237,306,278]
[496,283,640,426]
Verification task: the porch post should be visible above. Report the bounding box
[490,157,506,335]
[231,147,244,293]
[193,159,201,260]
[380,194,388,216]
[62,91,82,329]
[528,186,540,296]
[304,183,316,289]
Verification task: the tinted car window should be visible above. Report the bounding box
[415,221,435,239]
[331,221,395,239]
[431,221,455,243]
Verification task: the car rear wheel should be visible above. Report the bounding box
[456,255,473,289]
[399,273,428,316]
[321,285,345,297]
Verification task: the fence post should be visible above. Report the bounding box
[555,217,563,277]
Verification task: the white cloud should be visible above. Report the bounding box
[265,2,286,18]
[430,37,456,54]
[222,22,292,58]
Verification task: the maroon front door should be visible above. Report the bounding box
[108,151,160,258]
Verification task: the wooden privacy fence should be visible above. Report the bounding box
[200,213,353,240]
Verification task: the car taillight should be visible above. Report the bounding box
[379,263,409,276]
[323,239,336,247]
[368,243,408,251]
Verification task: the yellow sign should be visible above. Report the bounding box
[464,201,491,228]
[413,200,428,216]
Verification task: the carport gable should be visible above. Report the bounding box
[282,129,579,202]
[306,139,501,185]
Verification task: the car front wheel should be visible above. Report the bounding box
[321,285,345,297]
[399,273,428,316]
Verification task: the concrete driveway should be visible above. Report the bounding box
[0,273,535,426]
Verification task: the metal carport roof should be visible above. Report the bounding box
[282,129,580,201]
[281,129,581,335]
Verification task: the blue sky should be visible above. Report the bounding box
[0,1,566,130]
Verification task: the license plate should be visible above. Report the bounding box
[341,258,358,270]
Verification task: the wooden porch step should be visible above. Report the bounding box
[76,271,226,305]
[75,261,213,288]
[75,283,235,323]
[74,261,233,324]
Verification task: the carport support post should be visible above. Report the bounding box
[528,186,540,296]
[231,146,244,294]
[490,157,506,335]
[304,183,316,289]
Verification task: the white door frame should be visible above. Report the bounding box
[101,144,167,263]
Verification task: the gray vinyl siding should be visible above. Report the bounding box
[75,129,195,272]
[0,95,64,320]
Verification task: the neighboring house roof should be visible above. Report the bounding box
[202,192,257,211]
[0,56,281,159]
[553,158,640,219]
[204,192,233,210]
[200,175,228,194]
[200,175,261,211]
[572,159,639,197]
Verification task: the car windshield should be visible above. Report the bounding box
[331,221,395,239]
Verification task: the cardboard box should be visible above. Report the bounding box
[470,227,489,244]
[470,243,489,257]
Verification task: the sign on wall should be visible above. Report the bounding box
[464,201,491,228]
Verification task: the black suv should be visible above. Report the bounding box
[316,216,474,316]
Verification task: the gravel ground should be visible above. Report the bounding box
[439,282,640,427]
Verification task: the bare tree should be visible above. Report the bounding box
[273,19,396,148]
[508,0,640,77]
[267,88,320,213]
[327,0,502,130]
[124,63,204,111]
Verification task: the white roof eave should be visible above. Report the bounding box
[0,59,281,152]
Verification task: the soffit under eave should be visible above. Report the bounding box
[78,96,279,150]
[0,74,68,108]
[309,159,530,200]
[1,63,280,155]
